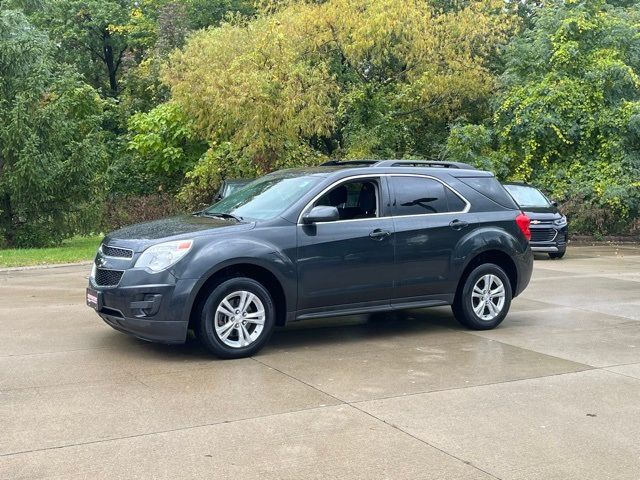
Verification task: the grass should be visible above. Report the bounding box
[0,235,102,268]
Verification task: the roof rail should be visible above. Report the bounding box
[320,160,380,167]
[320,159,478,170]
[374,160,476,169]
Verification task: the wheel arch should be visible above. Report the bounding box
[456,249,518,301]
[186,261,289,332]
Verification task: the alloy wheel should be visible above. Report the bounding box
[214,290,266,348]
[471,274,506,321]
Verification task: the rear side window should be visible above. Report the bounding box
[459,176,518,209]
[446,188,467,212]
[390,177,466,216]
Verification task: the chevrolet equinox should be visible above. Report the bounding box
[87,160,533,358]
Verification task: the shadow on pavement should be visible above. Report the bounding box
[111,306,462,360]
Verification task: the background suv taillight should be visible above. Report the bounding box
[515,212,531,241]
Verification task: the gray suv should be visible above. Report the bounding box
[87,160,533,358]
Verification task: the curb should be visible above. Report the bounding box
[0,261,93,273]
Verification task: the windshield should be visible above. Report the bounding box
[223,182,249,197]
[503,184,550,208]
[205,174,323,220]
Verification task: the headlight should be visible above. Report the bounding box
[135,240,193,272]
[554,215,567,226]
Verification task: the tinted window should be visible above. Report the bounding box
[446,188,467,212]
[503,184,550,208]
[316,180,378,220]
[459,176,518,209]
[391,177,449,215]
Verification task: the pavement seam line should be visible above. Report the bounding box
[463,328,623,366]
[0,403,338,458]
[347,403,503,480]
[250,356,347,405]
[348,368,595,405]
[598,368,640,382]
[253,357,504,479]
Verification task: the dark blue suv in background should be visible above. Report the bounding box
[87,160,533,358]
[503,183,568,259]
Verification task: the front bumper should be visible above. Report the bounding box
[530,225,568,253]
[530,245,562,253]
[88,267,197,344]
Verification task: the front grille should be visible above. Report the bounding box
[101,245,133,258]
[530,228,557,243]
[94,268,124,287]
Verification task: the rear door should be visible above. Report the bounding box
[389,175,472,303]
[296,176,395,315]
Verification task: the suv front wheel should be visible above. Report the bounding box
[198,277,276,358]
[452,263,512,330]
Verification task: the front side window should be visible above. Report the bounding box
[314,179,379,220]
[391,177,465,216]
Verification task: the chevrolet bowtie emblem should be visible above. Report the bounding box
[531,220,541,225]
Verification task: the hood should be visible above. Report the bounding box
[521,205,562,221]
[103,215,254,251]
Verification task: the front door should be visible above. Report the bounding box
[296,177,395,315]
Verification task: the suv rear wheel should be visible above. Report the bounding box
[198,277,276,358]
[452,263,512,330]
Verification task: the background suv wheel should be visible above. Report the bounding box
[452,263,512,330]
[198,277,276,359]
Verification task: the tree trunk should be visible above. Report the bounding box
[0,193,14,246]
[103,30,118,94]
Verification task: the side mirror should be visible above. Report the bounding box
[551,200,559,207]
[302,206,339,224]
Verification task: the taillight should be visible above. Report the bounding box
[515,212,531,241]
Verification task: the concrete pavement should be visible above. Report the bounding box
[1,245,639,479]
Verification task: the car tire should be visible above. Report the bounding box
[548,251,565,259]
[198,277,276,359]
[452,263,512,330]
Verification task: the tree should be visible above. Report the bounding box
[498,0,640,232]
[41,0,142,95]
[163,0,516,203]
[446,0,640,233]
[0,10,108,247]
[127,102,207,192]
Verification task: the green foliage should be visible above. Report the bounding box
[445,124,510,177]
[164,0,516,202]
[2,0,639,244]
[184,0,256,30]
[446,0,640,234]
[495,0,640,233]
[128,102,207,192]
[37,0,132,95]
[0,10,108,247]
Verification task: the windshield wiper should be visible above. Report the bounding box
[195,212,243,222]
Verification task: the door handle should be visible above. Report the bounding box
[449,219,469,231]
[369,229,391,240]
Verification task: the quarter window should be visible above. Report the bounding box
[390,177,466,216]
